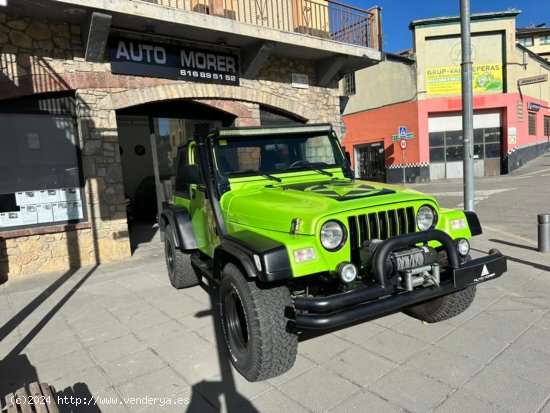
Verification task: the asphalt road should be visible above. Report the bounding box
[409,152,550,245]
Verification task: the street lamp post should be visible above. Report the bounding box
[460,0,475,211]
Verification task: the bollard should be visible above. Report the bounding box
[538,214,550,253]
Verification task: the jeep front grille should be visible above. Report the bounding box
[348,207,416,263]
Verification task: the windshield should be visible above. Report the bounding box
[213,132,345,177]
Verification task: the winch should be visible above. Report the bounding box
[360,240,441,291]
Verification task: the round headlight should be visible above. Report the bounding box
[320,221,346,251]
[416,206,435,231]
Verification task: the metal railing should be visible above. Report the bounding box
[143,0,381,49]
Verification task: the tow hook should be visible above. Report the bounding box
[402,263,440,291]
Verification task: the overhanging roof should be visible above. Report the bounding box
[409,10,521,30]
[3,0,382,82]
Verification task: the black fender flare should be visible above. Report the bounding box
[159,202,198,252]
[214,231,293,283]
[464,211,482,236]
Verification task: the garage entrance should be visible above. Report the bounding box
[117,100,235,255]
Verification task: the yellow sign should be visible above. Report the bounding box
[426,63,503,95]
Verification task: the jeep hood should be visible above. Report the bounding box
[222,180,437,235]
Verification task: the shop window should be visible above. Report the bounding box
[429,147,445,162]
[474,144,484,159]
[518,37,533,47]
[0,114,85,231]
[445,146,463,162]
[544,115,550,136]
[484,127,501,142]
[485,143,500,159]
[528,112,537,135]
[540,35,550,45]
[343,72,356,96]
[445,130,463,146]
[429,132,445,147]
[429,127,501,163]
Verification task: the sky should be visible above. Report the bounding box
[347,0,550,53]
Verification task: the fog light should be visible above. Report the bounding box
[293,247,316,263]
[338,262,357,283]
[456,238,470,256]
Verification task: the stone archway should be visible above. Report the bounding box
[74,82,329,265]
[101,83,318,123]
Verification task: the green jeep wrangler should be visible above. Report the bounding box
[160,124,506,382]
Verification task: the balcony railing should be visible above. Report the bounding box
[141,0,382,49]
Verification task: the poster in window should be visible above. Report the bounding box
[38,189,59,204]
[53,202,69,222]
[37,203,53,223]
[68,201,84,220]
[59,188,81,202]
[20,205,38,225]
[15,191,38,206]
[2,212,22,227]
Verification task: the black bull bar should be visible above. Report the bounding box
[289,229,507,330]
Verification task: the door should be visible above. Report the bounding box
[355,142,386,182]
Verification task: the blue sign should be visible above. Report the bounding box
[527,102,540,112]
[399,126,407,137]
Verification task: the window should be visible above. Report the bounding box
[540,35,550,45]
[343,72,356,96]
[0,114,85,230]
[529,112,537,135]
[518,36,534,47]
[544,115,550,136]
[429,127,501,163]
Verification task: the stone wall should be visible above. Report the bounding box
[0,11,342,278]
[0,225,95,277]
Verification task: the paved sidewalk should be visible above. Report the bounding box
[1,229,550,412]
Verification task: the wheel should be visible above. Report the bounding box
[164,225,199,289]
[403,253,476,322]
[219,263,298,381]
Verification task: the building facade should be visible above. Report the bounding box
[0,0,382,277]
[517,25,550,61]
[342,11,550,184]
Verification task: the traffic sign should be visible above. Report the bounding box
[392,126,414,141]
[392,133,414,141]
[400,139,407,149]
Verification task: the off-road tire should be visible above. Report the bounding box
[219,263,298,382]
[164,225,199,289]
[403,252,476,322]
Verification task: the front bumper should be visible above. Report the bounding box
[289,230,507,330]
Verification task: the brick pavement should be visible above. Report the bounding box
[1,215,549,413]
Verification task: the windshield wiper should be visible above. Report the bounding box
[286,162,333,177]
[238,169,282,182]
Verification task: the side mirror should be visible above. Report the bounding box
[185,164,200,185]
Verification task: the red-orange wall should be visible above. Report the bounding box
[344,92,550,168]
[342,100,420,168]
[417,93,550,163]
